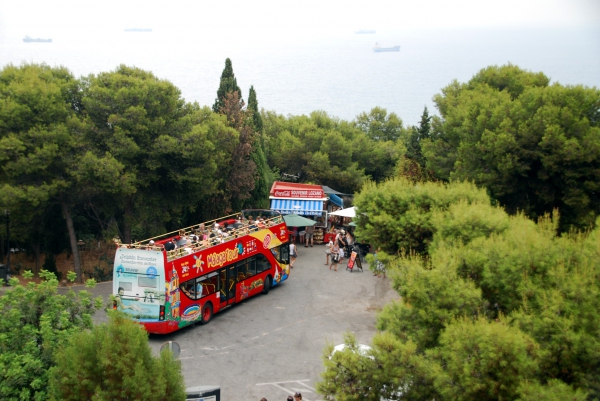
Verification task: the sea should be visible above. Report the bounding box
[1,27,599,126]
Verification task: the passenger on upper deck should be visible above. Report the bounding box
[164,239,176,252]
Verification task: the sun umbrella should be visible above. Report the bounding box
[329,206,356,218]
[283,214,317,227]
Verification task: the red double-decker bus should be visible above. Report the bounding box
[112,210,291,334]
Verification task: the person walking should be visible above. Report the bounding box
[294,392,303,401]
[329,242,340,271]
[336,229,347,264]
[305,224,315,247]
[324,238,333,265]
[289,242,298,268]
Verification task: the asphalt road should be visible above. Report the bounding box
[8,244,399,401]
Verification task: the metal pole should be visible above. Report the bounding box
[5,210,9,277]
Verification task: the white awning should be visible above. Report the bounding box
[329,206,356,218]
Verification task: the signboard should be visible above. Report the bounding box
[347,251,362,272]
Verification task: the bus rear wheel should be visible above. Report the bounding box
[200,302,213,325]
[262,276,271,294]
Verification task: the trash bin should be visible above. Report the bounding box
[0,264,7,284]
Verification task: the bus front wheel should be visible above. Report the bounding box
[262,276,271,294]
[200,302,213,325]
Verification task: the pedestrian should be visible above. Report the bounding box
[287,396,294,401]
[260,398,267,401]
[324,238,333,265]
[305,224,315,247]
[329,241,340,271]
[289,242,298,268]
[336,229,347,264]
[294,392,303,401]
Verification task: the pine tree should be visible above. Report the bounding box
[405,106,431,169]
[50,313,186,400]
[213,58,242,113]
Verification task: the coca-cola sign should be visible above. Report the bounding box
[273,189,323,198]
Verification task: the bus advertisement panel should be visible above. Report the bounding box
[113,248,165,321]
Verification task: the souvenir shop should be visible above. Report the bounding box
[268,181,345,244]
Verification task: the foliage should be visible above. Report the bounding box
[404,106,431,170]
[378,256,485,350]
[82,65,222,240]
[423,64,600,230]
[354,107,407,142]
[0,270,102,400]
[319,180,598,400]
[49,313,186,401]
[353,178,489,255]
[213,58,242,113]
[0,63,88,281]
[428,317,540,401]
[261,108,404,193]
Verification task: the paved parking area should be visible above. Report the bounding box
[3,243,399,400]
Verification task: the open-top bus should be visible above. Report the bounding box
[112,210,291,334]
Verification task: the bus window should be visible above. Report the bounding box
[197,273,218,298]
[256,253,270,273]
[138,276,157,288]
[181,279,197,300]
[119,281,133,292]
[236,259,249,282]
[272,243,290,265]
[246,256,257,276]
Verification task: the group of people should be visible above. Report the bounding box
[126,214,282,257]
[290,224,316,247]
[325,228,354,271]
[259,391,303,401]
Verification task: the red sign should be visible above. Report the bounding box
[270,181,324,198]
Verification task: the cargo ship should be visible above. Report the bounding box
[373,43,400,52]
[23,36,52,43]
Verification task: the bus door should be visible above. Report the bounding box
[219,265,236,306]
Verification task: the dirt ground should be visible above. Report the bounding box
[4,241,116,283]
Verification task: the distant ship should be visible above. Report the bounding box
[23,35,52,43]
[373,43,400,52]
[124,28,152,32]
[355,29,376,34]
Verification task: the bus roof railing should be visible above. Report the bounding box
[115,211,286,262]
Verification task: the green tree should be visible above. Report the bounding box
[428,317,540,401]
[0,270,102,400]
[404,106,431,169]
[423,64,600,230]
[245,85,272,209]
[319,180,598,400]
[212,58,242,113]
[355,107,406,142]
[82,65,208,242]
[49,313,186,401]
[0,63,95,281]
[353,178,489,255]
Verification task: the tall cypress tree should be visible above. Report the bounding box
[213,58,242,113]
[405,106,431,169]
[245,85,271,209]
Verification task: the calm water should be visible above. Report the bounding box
[1,27,599,125]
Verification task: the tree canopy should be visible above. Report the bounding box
[50,313,186,401]
[0,271,102,400]
[422,64,600,231]
[318,179,599,400]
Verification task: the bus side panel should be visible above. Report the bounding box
[113,248,165,321]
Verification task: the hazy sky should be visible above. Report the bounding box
[1,0,599,39]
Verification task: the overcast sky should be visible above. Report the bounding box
[1,0,599,39]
